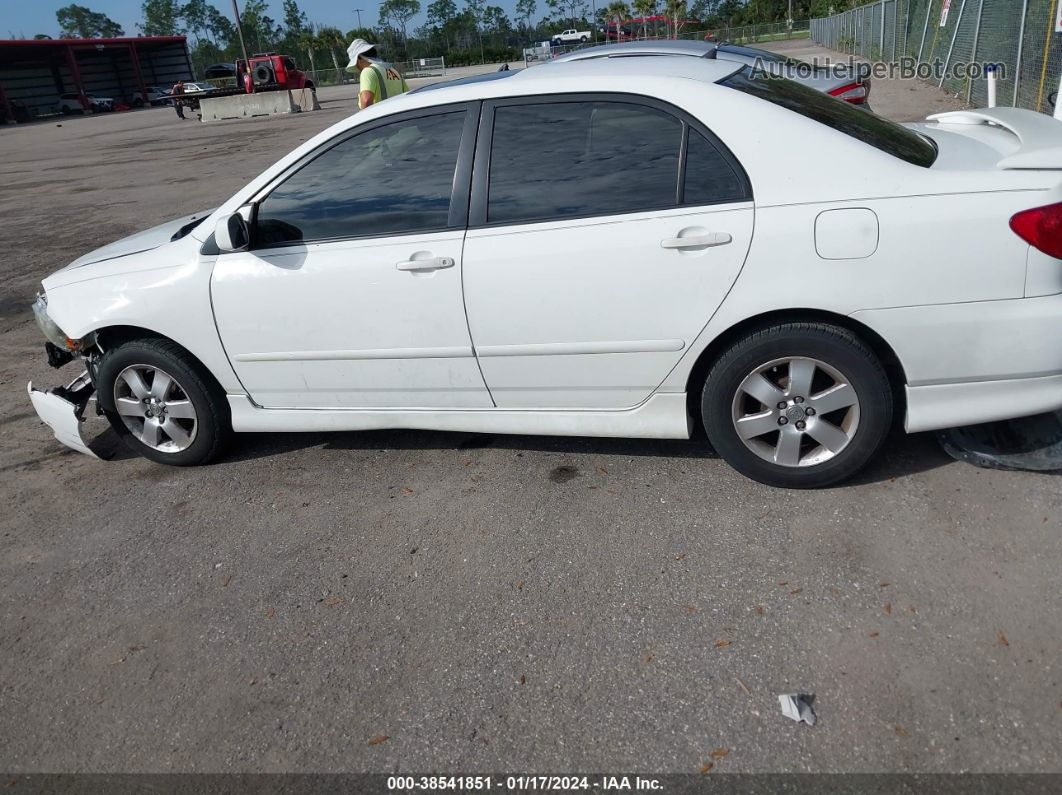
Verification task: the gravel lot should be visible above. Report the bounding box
[1,42,1059,775]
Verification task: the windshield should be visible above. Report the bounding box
[722,67,937,168]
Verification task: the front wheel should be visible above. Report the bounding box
[701,323,892,488]
[96,338,229,466]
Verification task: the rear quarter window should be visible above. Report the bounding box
[722,67,937,168]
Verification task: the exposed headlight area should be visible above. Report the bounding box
[32,291,70,350]
[32,291,93,366]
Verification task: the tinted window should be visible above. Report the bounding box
[722,68,937,167]
[683,130,747,205]
[256,111,465,246]
[487,101,682,224]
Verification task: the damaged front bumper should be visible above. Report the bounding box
[27,370,101,459]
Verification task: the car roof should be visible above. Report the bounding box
[551,40,718,61]
[530,54,740,84]
[410,55,741,100]
[410,70,520,94]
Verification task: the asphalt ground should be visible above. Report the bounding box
[0,43,1059,777]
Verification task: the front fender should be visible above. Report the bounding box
[40,236,244,394]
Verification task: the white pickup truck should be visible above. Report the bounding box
[551,28,591,45]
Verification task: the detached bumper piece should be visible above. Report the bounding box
[938,410,1062,472]
[27,370,101,459]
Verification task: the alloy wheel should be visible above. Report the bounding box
[731,356,860,468]
[112,364,198,453]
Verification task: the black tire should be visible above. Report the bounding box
[96,337,230,466]
[701,322,893,489]
[133,97,144,108]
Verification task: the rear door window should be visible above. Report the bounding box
[683,129,747,206]
[486,101,683,224]
[722,67,937,167]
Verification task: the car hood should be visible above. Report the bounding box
[59,210,213,271]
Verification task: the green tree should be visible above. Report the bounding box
[205,5,235,48]
[297,28,319,73]
[633,0,655,38]
[140,0,183,36]
[515,0,536,32]
[664,0,685,37]
[606,0,628,41]
[464,0,485,62]
[56,4,124,38]
[425,0,458,53]
[483,6,509,32]
[282,0,309,35]
[564,0,589,28]
[427,0,458,27]
[180,0,210,45]
[482,5,510,46]
[316,25,348,82]
[239,0,281,53]
[380,0,421,44]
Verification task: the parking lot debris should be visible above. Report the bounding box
[938,410,1062,472]
[778,693,816,726]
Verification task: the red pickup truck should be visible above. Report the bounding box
[236,53,316,95]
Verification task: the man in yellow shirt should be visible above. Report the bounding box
[345,38,409,110]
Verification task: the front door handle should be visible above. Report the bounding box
[660,233,733,250]
[396,256,455,272]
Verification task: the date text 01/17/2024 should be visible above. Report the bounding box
[386,776,664,791]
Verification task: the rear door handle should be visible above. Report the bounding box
[660,233,733,250]
[396,256,455,271]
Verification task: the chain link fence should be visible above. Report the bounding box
[812,0,1062,113]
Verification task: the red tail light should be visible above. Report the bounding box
[1010,202,1062,259]
[829,81,868,105]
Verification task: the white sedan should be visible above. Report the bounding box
[28,58,1062,487]
[56,93,114,113]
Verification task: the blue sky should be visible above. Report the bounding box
[3,0,537,40]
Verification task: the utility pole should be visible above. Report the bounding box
[353,8,364,29]
[230,0,250,81]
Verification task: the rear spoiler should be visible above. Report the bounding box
[926,108,1062,169]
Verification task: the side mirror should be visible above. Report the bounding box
[215,211,250,252]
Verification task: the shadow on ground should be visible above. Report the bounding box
[204,426,954,486]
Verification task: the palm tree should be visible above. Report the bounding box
[316,26,347,84]
[606,0,629,43]
[633,0,655,39]
[298,28,319,76]
[665,0,685,39]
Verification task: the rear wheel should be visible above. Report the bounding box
[96,338,229,466]
[701,322,892,488]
